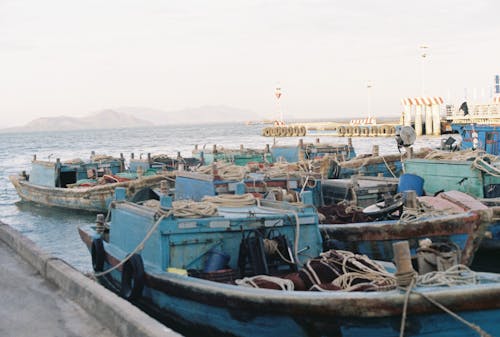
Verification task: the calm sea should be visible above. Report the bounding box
[0,123,443,272]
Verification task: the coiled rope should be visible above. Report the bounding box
[196,162,248,180]
[235,275,295,291]
[201,193,257,207]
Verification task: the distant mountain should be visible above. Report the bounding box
[115,105,263,125]
[0,105,266,133]
[1,109,153,133]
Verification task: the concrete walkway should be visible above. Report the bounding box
[0,239,116,337]
[0,222,180,337]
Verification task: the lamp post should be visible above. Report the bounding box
[419,45,429,96]
[274,86,283,123]
[366,80,373,118]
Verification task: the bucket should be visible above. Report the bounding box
[397,173,424,196]
[203,248,230,272]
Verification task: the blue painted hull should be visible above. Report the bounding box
[79,227,500,337]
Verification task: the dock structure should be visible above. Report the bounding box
[401,97,444,136]
[0,221,179,337]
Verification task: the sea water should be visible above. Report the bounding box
[0,122,442,272]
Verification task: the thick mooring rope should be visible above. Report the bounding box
[202,193,257,207]
[397,265,492,337]
[235,275,295,291]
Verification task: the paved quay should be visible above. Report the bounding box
[0,221,180,337]
[0,239,116,337]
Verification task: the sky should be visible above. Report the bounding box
[1,0,500,127]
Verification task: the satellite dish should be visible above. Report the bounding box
[396,126,416,148]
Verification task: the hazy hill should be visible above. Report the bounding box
[1,110,153,133]
[115,105,263,125]
[0,105,267,133]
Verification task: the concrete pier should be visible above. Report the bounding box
[0,221,179,337]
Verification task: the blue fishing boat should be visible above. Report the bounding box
[174,161,323,206]
[10,154,170,212]
[79,188,500,336]
[404,150,500,250]
[192,144,273,166]
[128,152,201,173]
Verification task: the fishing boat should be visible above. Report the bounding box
[79,188,500,337]
[9,154,170,212]
[319,190,494,265]
[404,150,500,250]
[174,160,325,206]
[192,144,273,166]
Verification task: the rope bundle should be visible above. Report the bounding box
[202,193,257,207]
[196,162,248,180]
[235,275,295,291]
[302,250,397,292]
[398,199,459,224]
[143,199,219,218]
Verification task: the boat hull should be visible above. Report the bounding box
[9,175,168,212]
[79,227,500,337]
[320,212,485,266]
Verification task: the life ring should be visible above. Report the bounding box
[353,126,361,136]
[263,127,271,137]
[299,126,307,137]
[379,125,389,136]
[91,238,105,272]
[293,126,300,137]
[278,127,287,137]
[345,126,353,136]
[121,254,145,301]
[338,126,346,136]
[361,127,369,137]
[369,126,378,137]
[389,126,397,136]
[286,126,294,137]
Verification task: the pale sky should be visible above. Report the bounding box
[1,0,499,127]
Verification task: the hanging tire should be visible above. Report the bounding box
[277,127,285,137]
[293,126,300,136]
[286,126,294,137]
[270,127,278,137]
[361,127,369,137]
[121,254,145,301]
[353,126,361,136]
[345,126,353,137]
[299,126,307,137]
[263,127,272,137]
[380,125,389,136]
[338,126,346,137]
[91,238,105,272]
[369,126,378,137]
[389,126,396,136]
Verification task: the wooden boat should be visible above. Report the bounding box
[78,188,500,336]
[319,190,494,266]
[405,151,500,249]
[9,155,170,212]
[337,147,432,178]
[192,144,273,166]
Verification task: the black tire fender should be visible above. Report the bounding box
[121,254,145,301]
[91,238,105,272]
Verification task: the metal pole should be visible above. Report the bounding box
[367,80,373,118]
[420,45,429,96]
